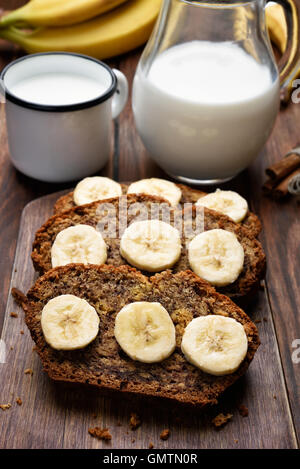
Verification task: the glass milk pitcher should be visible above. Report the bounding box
[132,0,300,184]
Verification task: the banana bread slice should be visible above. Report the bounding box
[53,182,261,238]
[20,264,260,408]
[32,194,266,301]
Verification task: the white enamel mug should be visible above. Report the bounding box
[1,52,128,182]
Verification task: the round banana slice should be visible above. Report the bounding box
[41,294,100,350]
[51,224,107,267]
[73,176,122,205]
[196,189,248,223]
[181,315,248,376]
[120,219,181,272]
[127,178,182,206]
[114,302,176,363]
[188,229,244,287]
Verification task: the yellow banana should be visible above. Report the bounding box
[0,0,129,28]
[0,0,162,60]
[266,3,287,54]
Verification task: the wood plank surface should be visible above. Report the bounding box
[249,103,300,442]
[0,0,299,449]
[0,192,297,449]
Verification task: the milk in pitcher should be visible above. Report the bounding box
[132,40,279,182]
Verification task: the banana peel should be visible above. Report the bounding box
[0,0,162,60]
[0,0,130,28]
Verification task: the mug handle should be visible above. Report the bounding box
[111,69,128,119]
[268,0,300,103]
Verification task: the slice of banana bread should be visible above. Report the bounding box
[53,181,261,238]
[20,264,260,408]
[32,194,266,301]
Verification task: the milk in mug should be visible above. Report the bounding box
[10,73,107,105]
[132,41,280,181]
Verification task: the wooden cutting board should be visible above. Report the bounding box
[0,191,297,449]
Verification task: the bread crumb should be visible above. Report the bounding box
[212,413,233,428]
[234,439,239,444]
[129,412,141,430]
[88,427,112,441]
[160,429,170,440]
[20,330,24,335]
[10,312,18,318]
[16,397,22,406]
[24,368,33,375]
[131,438,135,443]
[0,403,11,411]
[238,404,248,417]
[11,288,27,306]
[149,442,154,449]
[273,395,277,400]
[254,319,261,324]
[263,317,268,322]
[10,346,13,350]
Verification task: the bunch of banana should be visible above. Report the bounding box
[0,0,162,60]
[0,0,129,28]
[0,0,288,60]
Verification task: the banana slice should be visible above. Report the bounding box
[181,315,248,376]
[73,177,122,206]
[114,302,176,363]
[196,189,248,223]
[41,294,100,350]
[188,229,244,286]
[51,224,107,267]
[120,219,181,272]
[127,178,182,206]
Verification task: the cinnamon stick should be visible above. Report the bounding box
[266,153,300,181]
[262,178,278,195]
[273,168,300,199]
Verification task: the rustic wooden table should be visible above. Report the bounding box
[0,0,299,449]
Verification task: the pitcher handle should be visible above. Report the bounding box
[268,0,300,103]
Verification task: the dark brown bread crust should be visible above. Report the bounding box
[22,264,260,408]
[32,194,266,301]
[53,182,261,238]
